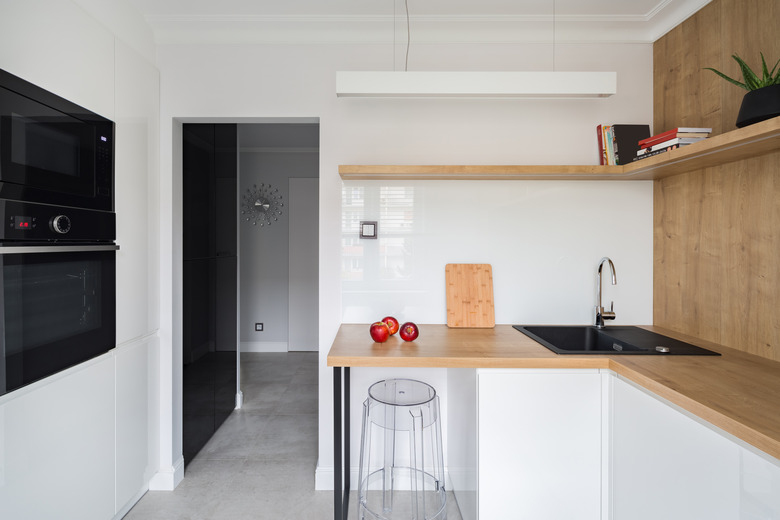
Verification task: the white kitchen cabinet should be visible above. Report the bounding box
[611,376,743,519]
[0,355,116,520]
[448,367,780,520]
[477,369,606,519]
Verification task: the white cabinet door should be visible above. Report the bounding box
[0,356,116,520]
[611,376,741,519]
[478,369,604,520]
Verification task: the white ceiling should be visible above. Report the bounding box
[125,0,713,44]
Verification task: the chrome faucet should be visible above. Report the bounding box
[595,257,616,328]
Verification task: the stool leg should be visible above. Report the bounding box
[432,398,447,520]
[432,398,444,493]
[359,398,373,520]
[382,384,396,514]
[410,407,425,519]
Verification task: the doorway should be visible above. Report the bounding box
[237,122,319,353]
[181,120,319,464]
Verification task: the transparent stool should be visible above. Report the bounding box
[358,379,447,520]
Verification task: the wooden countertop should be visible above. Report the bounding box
[327,324,780,461]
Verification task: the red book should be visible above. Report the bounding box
[638,127,712,148]
[596,125,605,165]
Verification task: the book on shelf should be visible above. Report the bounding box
[633,144,681,162]
[612,124,650,165]
[596,123,650,165]
[596,124,605,165]
[638,127,712,148]
[605,126,615,165]
[598,125,614,165]
[639,136,707,153]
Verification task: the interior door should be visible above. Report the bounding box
[287,177,318,351]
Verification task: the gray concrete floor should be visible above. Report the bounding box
[124,352,462,520]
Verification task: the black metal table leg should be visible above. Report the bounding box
[334,367,351,520]
[343,367,350,518]
[333,367,342,520]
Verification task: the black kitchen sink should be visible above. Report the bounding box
[513,325,720,356]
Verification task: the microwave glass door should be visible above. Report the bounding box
[0,87,96,198]
[0,248,115,396]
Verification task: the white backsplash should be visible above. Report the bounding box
[341,180,653,326]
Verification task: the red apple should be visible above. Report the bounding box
[399,322,419,342]
[382,316,400,335]
[369,321,390,343]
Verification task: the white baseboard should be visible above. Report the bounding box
[315,464,335,490]
[148,456,184,491]
[240,341,288,353]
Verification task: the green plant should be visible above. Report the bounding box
[705,53,780,90]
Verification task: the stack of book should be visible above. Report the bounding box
[597,124,651,165]
[634,127,712,161]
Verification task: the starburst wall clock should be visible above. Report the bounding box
[241,183,284,227]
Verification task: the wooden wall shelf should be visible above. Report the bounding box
[339,116,780,181]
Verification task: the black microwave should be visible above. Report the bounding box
[0,68,114,212]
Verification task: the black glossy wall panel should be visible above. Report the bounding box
[182,124,238,466]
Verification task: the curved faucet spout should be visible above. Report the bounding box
[596,257,617,328]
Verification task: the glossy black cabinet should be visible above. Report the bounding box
[182,124,237,465]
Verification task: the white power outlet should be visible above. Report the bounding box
[255,323,263,332]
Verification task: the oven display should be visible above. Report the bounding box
[12,216,35,230]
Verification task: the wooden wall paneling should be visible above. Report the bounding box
[653,0,723,135]
[654,153,780,362]
[689,2,725,133]
[652,31,666,135]
[697,169,727,344]
[653,177,684,331]
[653,169,723,344]
[653,25,683,135]
[719,0,780,133]
[720,155,779,360]
[653,0,780,363]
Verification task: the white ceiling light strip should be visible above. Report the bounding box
[336,71,616,98]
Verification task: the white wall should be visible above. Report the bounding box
[0,0,161,515]
[157,39,653,490]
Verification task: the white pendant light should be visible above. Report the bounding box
[336,71,616,98]
[336,0,617,99]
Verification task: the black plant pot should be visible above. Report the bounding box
[736,84,780,128]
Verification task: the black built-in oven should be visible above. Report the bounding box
[0,68,117,397]
[0,199,116,396]
[0,68,114,212]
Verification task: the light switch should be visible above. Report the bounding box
[360,221,377,239]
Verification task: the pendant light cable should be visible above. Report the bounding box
[404,0,410,71]
[552,0,556,71]
[393,0,396,71]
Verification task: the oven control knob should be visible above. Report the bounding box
[51,215,71,234]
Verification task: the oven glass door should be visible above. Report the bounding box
[0,247,115,396]
[0,86,98,199]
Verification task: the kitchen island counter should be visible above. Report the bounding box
[327,323,780,460]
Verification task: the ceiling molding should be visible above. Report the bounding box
[144,0,712,45]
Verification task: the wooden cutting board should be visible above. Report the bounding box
[445,263,495,328]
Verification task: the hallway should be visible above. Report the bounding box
[125,352,328,519]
